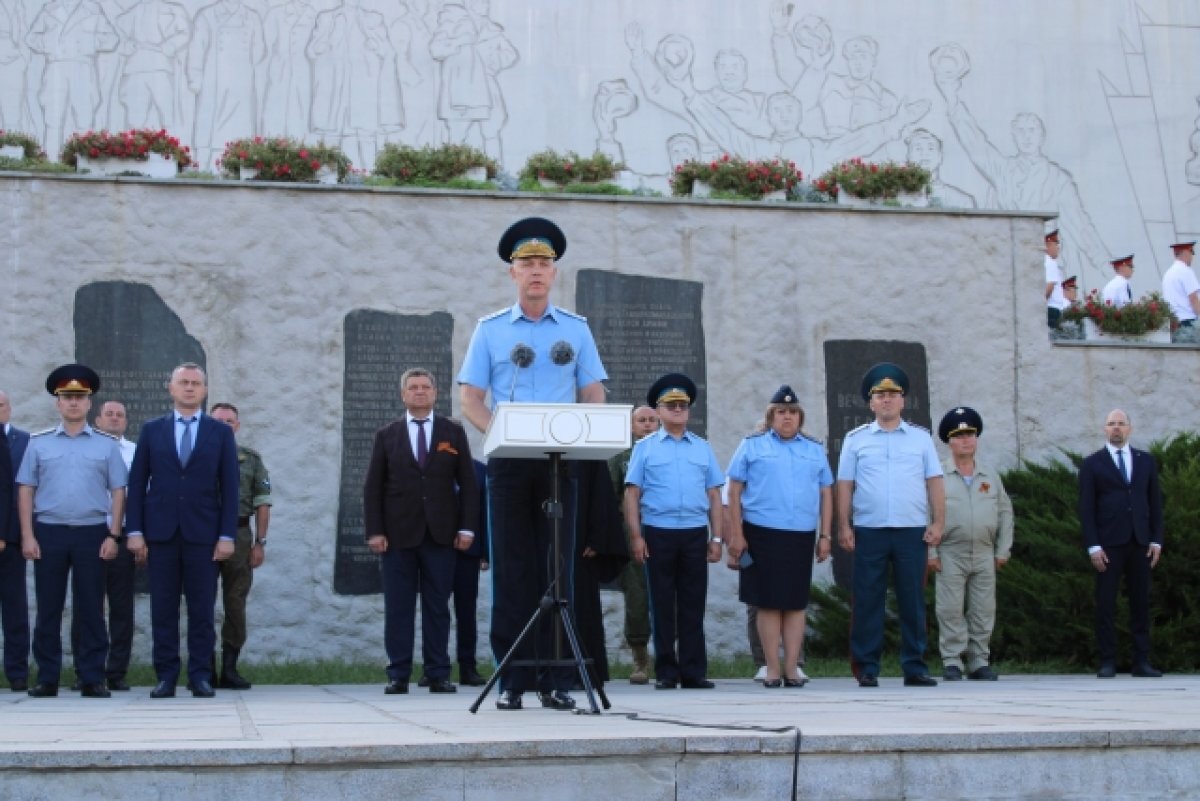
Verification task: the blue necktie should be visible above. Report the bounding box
[1117,449,1129,485]
[179,417,194,465]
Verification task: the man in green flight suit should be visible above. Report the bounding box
[209,402,272,690]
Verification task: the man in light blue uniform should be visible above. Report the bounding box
[16,365,126,698]
[458,216,607,712]
[624,373,724,690]
[836,363,944,688]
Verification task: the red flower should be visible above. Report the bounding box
[310,160,321,170]
[721,153,730,162]
[298,149,309,159]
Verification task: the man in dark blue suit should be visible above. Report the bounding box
[364,368,478,695]
[1079,409,1164,679]
[126,363,240,698]
[0,390,31,692]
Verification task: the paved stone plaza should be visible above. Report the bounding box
[1,675,1197,799]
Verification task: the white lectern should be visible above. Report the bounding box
[471,402,632,716]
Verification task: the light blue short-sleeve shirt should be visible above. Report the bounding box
[836,420,942,528]
[457,303,607,405]
[16,424,128,526]
[625,428,724,529]
[727,430,832,531]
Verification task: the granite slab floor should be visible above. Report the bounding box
[1,675,1197,800]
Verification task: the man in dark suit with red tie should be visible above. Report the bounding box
[364,368,478,695]
[1079,409,1164,679]
[126,363,240,698]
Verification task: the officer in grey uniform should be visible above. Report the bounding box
[929,407,1013,681]
[16,365,126,698]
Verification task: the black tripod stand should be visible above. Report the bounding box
[470,451,610,714]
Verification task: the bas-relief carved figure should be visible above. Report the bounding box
[26,0,119,153]
[188,0,266,168]
[308,0,401,167]
[906,128,975,209]
[378,0,431,147]
[429,0,517,163]
[115,0,190,130]
[1188,95,1200,187]
[261,0,318,138]
[933,42,1108,282]
[593,78,637,164]
[0,0,30,130]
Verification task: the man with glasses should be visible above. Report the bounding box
[837,363,944,688]
[623,374,724,691]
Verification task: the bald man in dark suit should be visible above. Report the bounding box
[1079,409,1164,679]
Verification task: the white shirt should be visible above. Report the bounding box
[405,411,433,463]
[1102,274,1132,308]
[1161,259,1199,322]
[1105,443,1131,483]
[1045,254,1066,310]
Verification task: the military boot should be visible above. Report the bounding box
[629,644,651,685]
[219,648,252,690]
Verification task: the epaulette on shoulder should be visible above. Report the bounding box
[31,428,55,437]
[799,432,824,445]
[94,429,118,440]
[745,430,767,439]
[556,307,587,322]
[844,423,870,438]
[479,307,508,322]
[906,421,932,434]
[239,444,261,458]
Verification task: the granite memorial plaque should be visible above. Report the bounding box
[334,310,454,596]
[74,281,206,441]
[575,270,707,437]
[74,280,207,594]
[823,340,931,588]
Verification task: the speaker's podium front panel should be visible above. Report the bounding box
[483,403,632,460]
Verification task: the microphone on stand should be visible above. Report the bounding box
[550,340,609,396]
[507,343,535,401]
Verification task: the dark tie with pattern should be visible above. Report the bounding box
[179,417,194,465]
[1117,448,1129,484]
[414,418,428,469]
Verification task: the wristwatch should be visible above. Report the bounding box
[710,537,724,544]
[255,538,267,547]
[106,532,121,543]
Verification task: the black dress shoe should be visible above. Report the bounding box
[1132,662,1163,678]
[654,678,678,690]
[968,666,999,681]
[428,679,457,694]
[857,675,878,688]
[8,679,27,693]
[943,665,963,681]
[496,690,523,710]
[416,675,430,688]
[107,678,131,692]
[80,682,111,698]
[27,683,59,697]
[681,678,715,689]
[191,680,216,698]
[538,690,576,710]
[1097,662,1116,679]
[904,674,938,687]
[384,680,409,695]
[459,668,487,687]
[150,681,176,698]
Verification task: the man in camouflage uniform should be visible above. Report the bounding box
[209,403,272,690]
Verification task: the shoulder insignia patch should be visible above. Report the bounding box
[31,428,55,437]
[844,423,870,438]
[479,307,508,322]
[556,307,587,322]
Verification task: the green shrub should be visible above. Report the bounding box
[519,149,621,185]
[373,143,497,184]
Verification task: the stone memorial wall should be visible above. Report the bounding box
[2,175,1198,664]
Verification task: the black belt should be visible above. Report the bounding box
[238,516,251,527]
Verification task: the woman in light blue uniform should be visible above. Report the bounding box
[726,385,832,688]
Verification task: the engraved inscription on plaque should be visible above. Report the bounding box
[823,340,931,588]
[74,281,207,441]
[334,310,453,596]
[575,270,708,437]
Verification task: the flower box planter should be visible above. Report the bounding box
[458,166,488,182]
[837,191,927,207]
[77,152,178,178]
[691,180,712,198]
[0,145,24,160]
[762,189,787,202]
[315,164,338,184]
[1083,319,1171,343]
[239,167,259,181]
[693,181,786,201]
